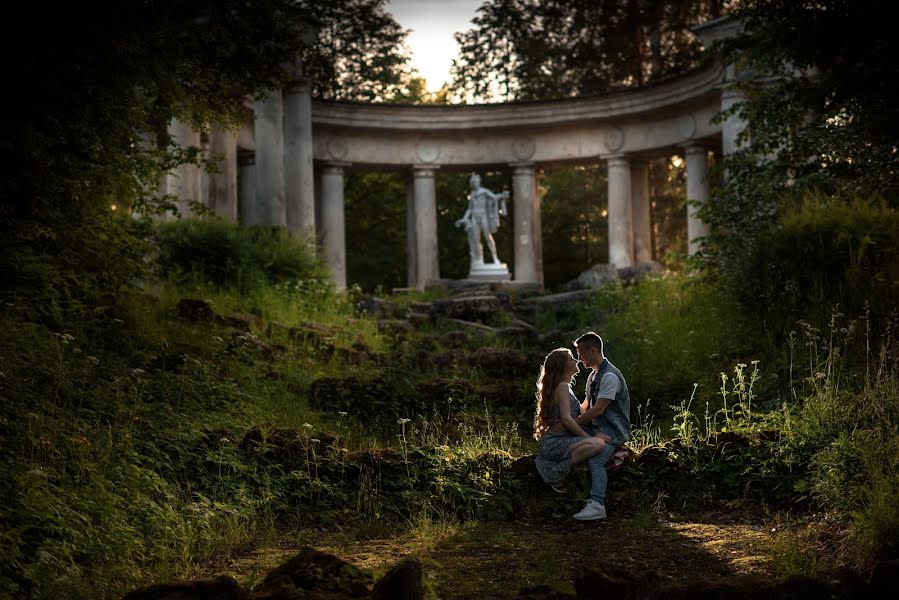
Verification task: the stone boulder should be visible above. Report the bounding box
[562,264,618,291]
[617,260,664,285]
[356,296,400,318]
[430,295,504,323]
[252,547,374,598]
[175,298,216,322]
[370,559,424,600]
[239,424,342,467]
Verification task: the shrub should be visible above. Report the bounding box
[740,197,899,342]
[155,219,328,291]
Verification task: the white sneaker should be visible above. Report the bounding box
[573,499,607,521]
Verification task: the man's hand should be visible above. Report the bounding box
[597,434,612,442]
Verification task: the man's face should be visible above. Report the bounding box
[576,344,598,368]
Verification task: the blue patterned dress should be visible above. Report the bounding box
[535,387,584,484]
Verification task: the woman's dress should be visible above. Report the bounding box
[535,387,584,484]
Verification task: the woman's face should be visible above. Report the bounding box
[563,353,579,379]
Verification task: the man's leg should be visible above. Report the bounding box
[585,441,617,506]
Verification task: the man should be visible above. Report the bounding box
[571,331,631,521]
[454,173,509,267]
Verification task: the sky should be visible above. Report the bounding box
[387,0,485,92]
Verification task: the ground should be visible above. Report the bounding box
[210,507,778,598]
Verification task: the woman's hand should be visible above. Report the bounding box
[596,433,612,442]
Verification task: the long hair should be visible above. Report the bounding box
[534,348,575,440]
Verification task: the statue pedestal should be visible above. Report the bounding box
[468,261,511,281]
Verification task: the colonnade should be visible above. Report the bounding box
[160,49,741,290]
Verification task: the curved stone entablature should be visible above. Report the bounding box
[312,61,725,168]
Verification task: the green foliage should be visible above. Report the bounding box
[155,218,329,292]
[344,172,408,291]
[748,198,899,337]
[452,0,724,102]
[718,1,899,199]
[0,212,152,329]
[540,166,609,288]
[298,0,411,102]
[702,1,899,311]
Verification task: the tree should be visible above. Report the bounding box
[0,0,315,322]
[451,0,724,102]
[299,0,411,102]
[699,0,899,334]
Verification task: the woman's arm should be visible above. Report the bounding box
[556,383,590,437]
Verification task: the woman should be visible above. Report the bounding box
[534,348,607,488]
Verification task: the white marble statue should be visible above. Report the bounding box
[455,174,509,271]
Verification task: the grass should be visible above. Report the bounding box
[2,224,898,598]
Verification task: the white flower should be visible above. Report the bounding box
[311,438,321,444]
[131,368,146,377]
[338,411,348,417]
[302,423,313,429]
[397,418,411,425]
[86,356,99,365]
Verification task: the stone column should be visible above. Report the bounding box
[630,160,652,263]
[253,90,285,227]
[684,145,711,255]
[721,88,748,157]
[237,151,256,225]
[165,119,201,218]
[284,77,315,239]
[607,155,634,268]
[511,163,542,285]
[207,124,238,221]
[412,166,439,289]
[320,163,348,290]
[405,176,418,288]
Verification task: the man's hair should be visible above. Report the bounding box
[574,331,603,354]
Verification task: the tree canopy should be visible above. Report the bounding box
[451,0,724,102]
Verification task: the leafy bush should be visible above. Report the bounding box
[746,198,899,340]
[155,219,329,291]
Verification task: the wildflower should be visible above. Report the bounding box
[86,356,99,365]
[111,318,124,324]
[303,423,313,429]
[72,347,82,354]
[131,368,146,377]
[338,411,348,417]
[211,335,224,344]
[311,438,321,444]
[397,418,411,425]
[219,437,230,444]
[60,333,74,343]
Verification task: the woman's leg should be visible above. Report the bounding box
[570,437,605,466]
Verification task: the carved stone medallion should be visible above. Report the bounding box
[511,136,536,161]
[327,137,348,160]
[677,114,697,141]
[415,139,441,164]
[603,126,625,152]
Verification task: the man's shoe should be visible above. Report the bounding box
[548,480,567,494]
[573,499,607,521]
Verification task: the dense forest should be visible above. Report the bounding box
[1,1,898,598]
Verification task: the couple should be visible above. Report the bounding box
[534,332,630,521]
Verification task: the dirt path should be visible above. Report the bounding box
[217,510,777,598]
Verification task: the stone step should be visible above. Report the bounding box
[408,301,433,314]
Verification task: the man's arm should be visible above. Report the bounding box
[576,398,610,424]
